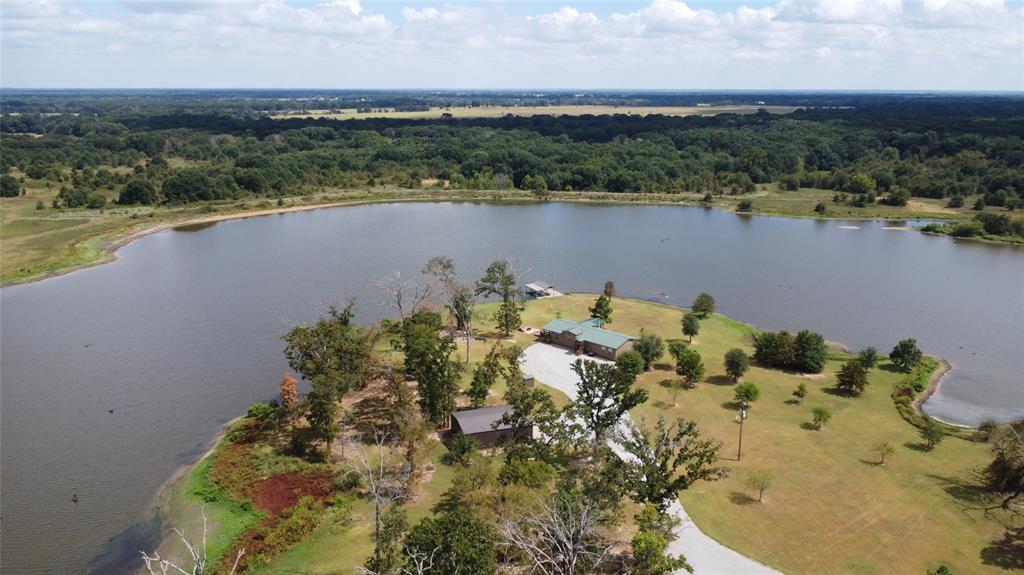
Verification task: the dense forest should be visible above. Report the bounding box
[2,91,1022,235]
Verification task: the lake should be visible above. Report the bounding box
[1,201,1022,574]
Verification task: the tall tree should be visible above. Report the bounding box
[724,348,750,382]
[282,300,371,398]
[836,359,869,396]
[476,257,523,337]
[618,416,725,511]
[500,488,613,575]
[858,347,879,369]
[603,281,617,298]
[733,382,760,407]
[402,311,462,426]
[344,427,412,568]
[633,329,664,371]
[405,511,497,575]
[589,294,613,323]
[984,418,1024,510]
[691,292,716,317]
[921,421,946,451]
[671,345,705,390]
[630,504,691,575]
[424,256,476,362]
[570,359,649,442]
[681,312,700,342]
[468,343,503,407]
[745,469,774,502]
[890,339,923,371]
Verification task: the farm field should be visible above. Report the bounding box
[271,104,800,120]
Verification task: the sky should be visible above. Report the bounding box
[1,0,1022,90]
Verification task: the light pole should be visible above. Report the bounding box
[736,404,748,461]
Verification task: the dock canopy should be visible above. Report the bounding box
[525,281,555,297]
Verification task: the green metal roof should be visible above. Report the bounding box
[541,318,636,350]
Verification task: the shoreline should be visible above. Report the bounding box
[4,190,1017,289]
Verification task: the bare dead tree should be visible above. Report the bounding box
[140,506,244,575]
[376,271,435,320]
[500,493,612,575]
[344,426,414,567]
[424,256,477,363]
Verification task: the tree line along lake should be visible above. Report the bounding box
[1,201,1022,574]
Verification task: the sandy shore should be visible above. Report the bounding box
[912,358,954,417]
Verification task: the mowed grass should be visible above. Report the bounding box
[510,294,1014,575]
[273,104,799,121]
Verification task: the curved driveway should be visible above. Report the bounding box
[522,343,783,575]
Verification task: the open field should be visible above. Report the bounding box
[504,294,1016,575]
[271,104,800,120]
[5,176,1007,287]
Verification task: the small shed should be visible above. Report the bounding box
[450,405,531,448]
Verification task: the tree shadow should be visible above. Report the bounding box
[657,378,678,389]
[800,422,820,431]
[352,395,393,433]
[721,401,743,411]
[706,375,735,386]
[859,458,883,467]
[878,363,903,373]
[728,491,758,506]
[822,386,853,397]
[981,526,1024,570]
[784,399,802,406]
[904,441,932,453]
[926,473,1001,508]
[653,362,674,372]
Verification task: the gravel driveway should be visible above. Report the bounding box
[522,343,783,575]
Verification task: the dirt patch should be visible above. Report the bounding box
[254,471,335,515]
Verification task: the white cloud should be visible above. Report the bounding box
[0,0,1021,90]
[402,6,439,21]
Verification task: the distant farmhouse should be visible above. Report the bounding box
[450,405,530,448]
[540,317,636,360]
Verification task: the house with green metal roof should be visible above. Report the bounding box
[539,317,637,360]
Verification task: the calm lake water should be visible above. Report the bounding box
[2,202,1022,574]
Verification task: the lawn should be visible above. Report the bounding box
[509,294,1016,575]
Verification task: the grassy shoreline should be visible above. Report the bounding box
[4,186,1018,288]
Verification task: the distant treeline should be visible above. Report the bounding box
[1,93,1022,222]
[5,89,1020,115]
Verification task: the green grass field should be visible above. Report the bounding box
[503,294,1014,575]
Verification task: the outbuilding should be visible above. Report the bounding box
[450,405,531,448]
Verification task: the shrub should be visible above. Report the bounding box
[442,432,480,466]
[737,199,753,212]
[498,459,557,488]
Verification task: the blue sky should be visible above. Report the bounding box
[2,0,1022,90]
